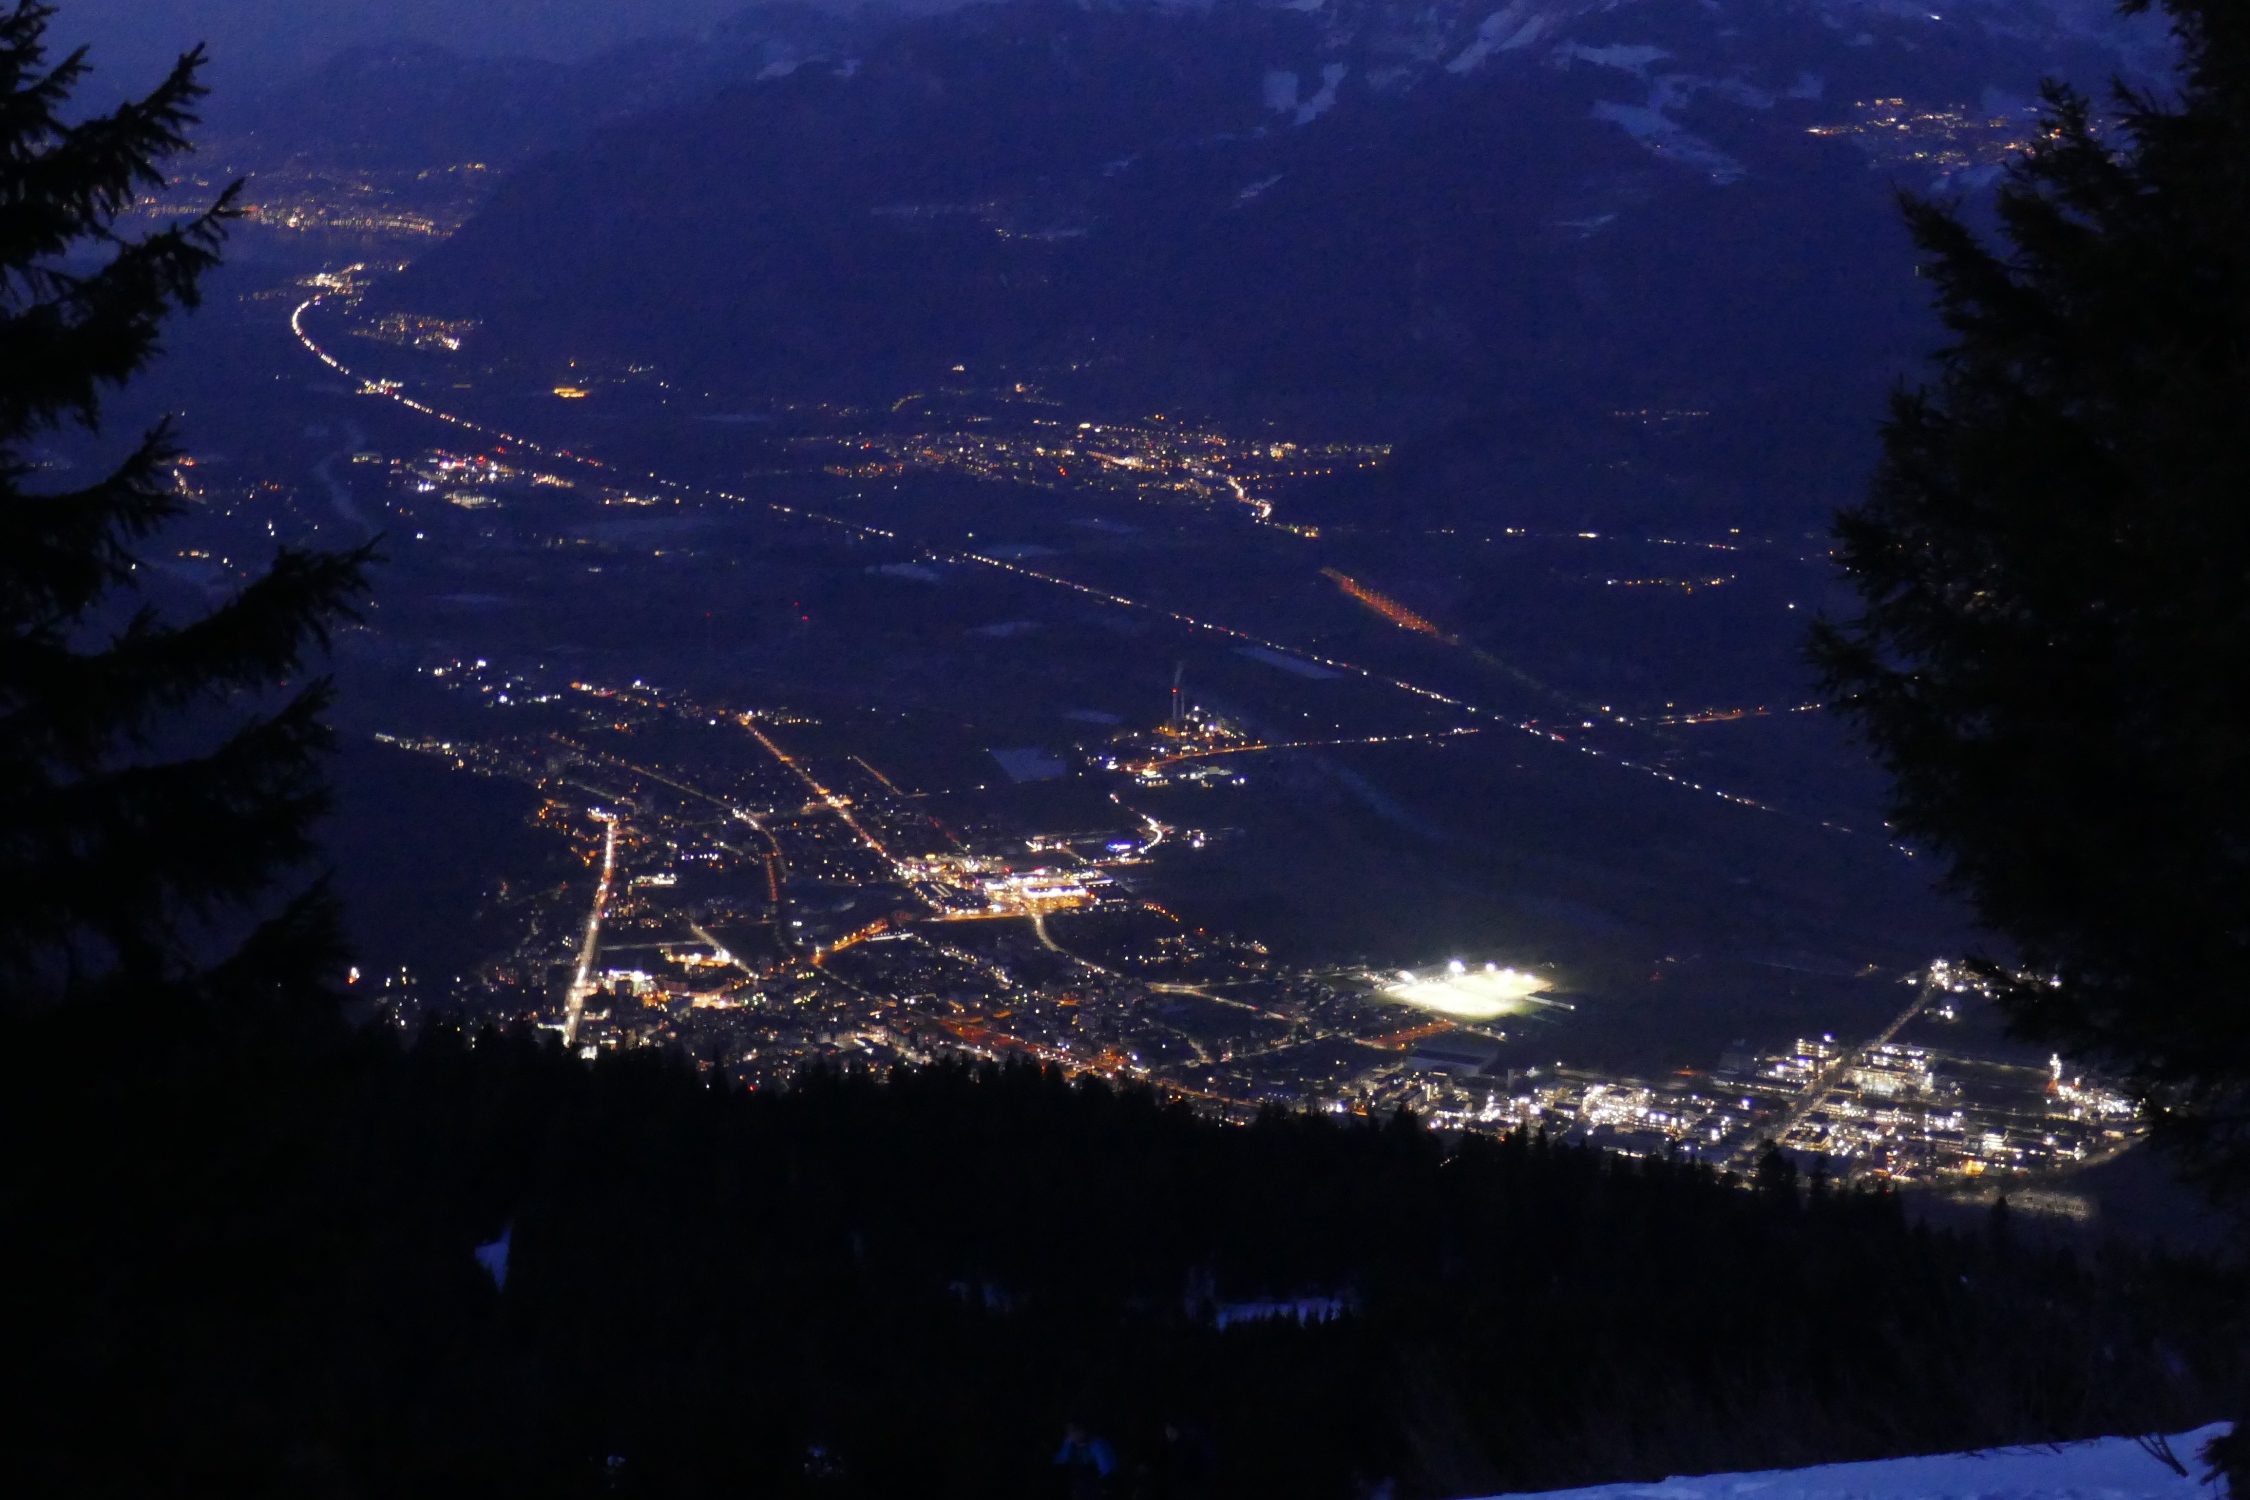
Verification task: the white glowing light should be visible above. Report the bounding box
[1379,965,1551,1019]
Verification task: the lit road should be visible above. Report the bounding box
[552,733,789,868]
[1030,909,1116,979]
[1143,980,1294,1023]
[1134,725,1481,770]
[549,732,801,954]
[740,719,895,861]
[686,920,758,978]
[291,291,1887,852]
[562,813,619,1046]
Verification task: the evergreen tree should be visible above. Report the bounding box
[0,1,370,1015]
[1811,1,2250,1193]
[1753,1143,1799,1210]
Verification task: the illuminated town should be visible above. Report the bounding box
[801,407,1388,527]
[251,244,2145,1209]
[372,658,2140,1197]
[1808,98,2037,179]
[134,160,496,240]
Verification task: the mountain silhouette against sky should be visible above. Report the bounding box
[372,0,2166,533]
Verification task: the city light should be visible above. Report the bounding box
[292,289,1876,848]
[379,667,2141,1187]
[1379,961,1549,1019]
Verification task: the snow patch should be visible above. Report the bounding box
[1446,2,1553,74]
[990,748,1068,783]
[1296,63,1347,124]
[1591,98,1745,182]
[474,1225,512,1290]
[1936,161,2007,193]
[1210,1295,1350,1329]
[1235,646,1337,679]
[1465,1424,2230,1500]
[1711,76,1774,109]
[1554,41,1672,74]
[1553,211,1618,237]
[1583,69,1767,183]
[1264,65,1344,123]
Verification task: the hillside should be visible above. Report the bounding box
[13,1019,2238,1496]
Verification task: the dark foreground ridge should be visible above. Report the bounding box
[13,1012,2239,1498]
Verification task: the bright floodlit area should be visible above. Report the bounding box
[1378,961,1551,1020]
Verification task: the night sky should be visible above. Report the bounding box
[59,0,918,87]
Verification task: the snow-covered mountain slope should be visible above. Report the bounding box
[1469,1425,2231,1500]
[381,0,2176,532]
[1225,0,2168,191]
[1249,0,2167,93]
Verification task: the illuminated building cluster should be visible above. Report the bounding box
[135,160,493,239]
[1090,696,1253,785]
[1749,1036,2139,1181]
[252,162,492,238]
[369,662,2140,1194]
[356,312,481,352]
[1604,574,1735,592]
[277,295,2143,1198]
[804,418,1386,524]
[1808,99,2034,177]
[1399,1028,2138,1186]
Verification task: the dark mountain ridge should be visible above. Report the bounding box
[207,7,870,170]
[380,0,2164,530]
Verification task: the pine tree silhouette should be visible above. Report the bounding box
[0,1,371,1017]
[1811,0,2250,1191]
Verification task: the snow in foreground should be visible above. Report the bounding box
[1470,1425,2230,1500]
